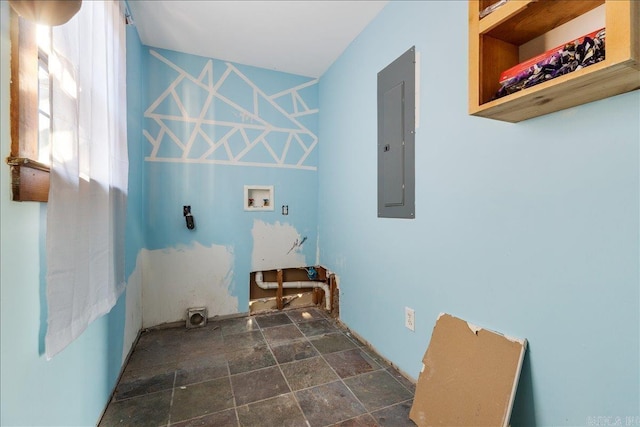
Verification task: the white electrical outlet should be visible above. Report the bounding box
[405,307,415,331]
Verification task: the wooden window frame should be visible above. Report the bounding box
[7,9,50,202]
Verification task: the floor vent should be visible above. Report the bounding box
[186,307,207,329]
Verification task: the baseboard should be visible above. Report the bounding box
[96,327,143,425]
[335,318,417,384]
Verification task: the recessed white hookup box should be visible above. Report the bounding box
[244,185,274,211]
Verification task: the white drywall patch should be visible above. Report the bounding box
[315,224,321,266]
[251,220,307,271]
[122,253,143,363]
[141,242,237,328]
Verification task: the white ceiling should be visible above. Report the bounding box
[127,1,388,78]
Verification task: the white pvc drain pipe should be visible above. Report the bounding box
[254,271,331,311]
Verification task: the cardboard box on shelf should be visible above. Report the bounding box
[494,27,605,99]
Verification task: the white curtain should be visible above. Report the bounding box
[45,0,128,359]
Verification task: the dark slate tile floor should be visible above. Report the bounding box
[100,308,416,427]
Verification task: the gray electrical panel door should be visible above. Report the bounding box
[378,46,415,219]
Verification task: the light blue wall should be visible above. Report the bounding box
[2,0,637,424]
[317,1,639,425]
[126,24,145,281]
[141,47,319,315]
[0,4,144,424]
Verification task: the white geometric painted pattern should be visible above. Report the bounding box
[144,50,318,170]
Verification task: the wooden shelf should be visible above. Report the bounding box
[469,0,640,122]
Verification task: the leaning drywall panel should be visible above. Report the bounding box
[409,313,527,426]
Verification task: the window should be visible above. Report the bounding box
[37,26,51,165]
[7,10,50,202]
